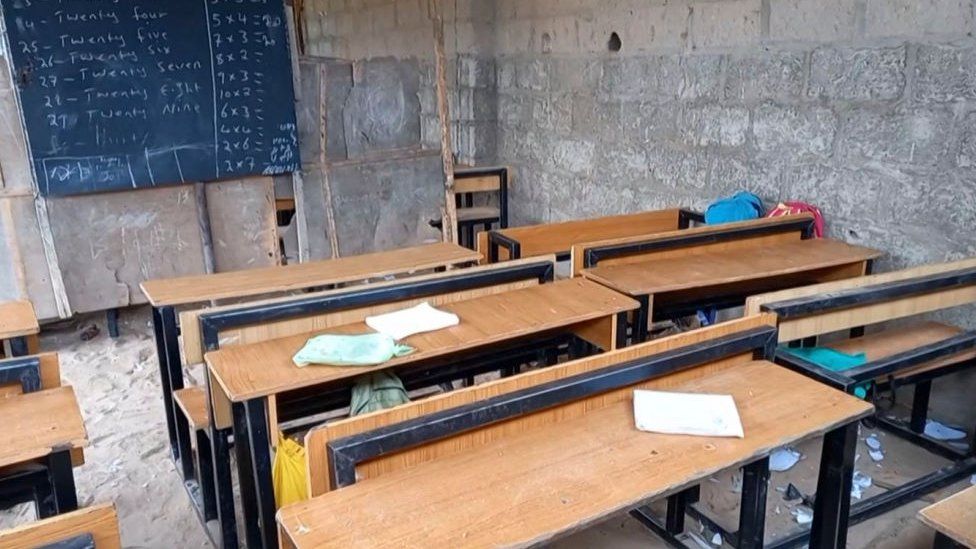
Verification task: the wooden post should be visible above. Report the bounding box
[318,64,341,258]
[428,0,458,244]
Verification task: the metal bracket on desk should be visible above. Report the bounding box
[0,356,41,393]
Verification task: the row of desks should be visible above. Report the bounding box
[141,213,883,548]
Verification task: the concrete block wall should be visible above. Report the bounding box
[301,0,498,162]
[493,0,976,273]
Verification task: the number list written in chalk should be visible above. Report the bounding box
[2,0,300,196]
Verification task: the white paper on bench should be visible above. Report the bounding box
[633,390,745,438]
[365,302,460,340]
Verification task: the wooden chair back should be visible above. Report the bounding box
[745,257,976,343]
[569,214,815,277]
[304,313,776,497]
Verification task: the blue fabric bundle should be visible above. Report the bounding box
[704,191,764,225]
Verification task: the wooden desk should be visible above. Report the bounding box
[278,361,873,548]
[207,278,637,548]
[138,241,479,489]
[919,486,976,548]
[482,208,701,262]
[0,386,88,516]
[0,300,39,357]
[583,239,882,340]
[140,241,480,307]
[208,278,635,401]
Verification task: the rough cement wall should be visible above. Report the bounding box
[301,0,498,163]
[493,0,976,275]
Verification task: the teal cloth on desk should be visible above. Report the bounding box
[292,333,414,367]
[781,346,871,399]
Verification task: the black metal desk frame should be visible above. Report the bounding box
[758,267,976,548]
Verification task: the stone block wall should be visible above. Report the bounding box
[492,0,976,272]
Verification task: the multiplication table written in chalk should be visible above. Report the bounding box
[2,0,300,196]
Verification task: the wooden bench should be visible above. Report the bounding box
[178,258,559,548]
[0,503,120,548]
[919,485,976,548]
[0,300,40,358]
[479,207,702,262]
[139,241,479,484]
[282,315,872,548]
[206,273,637,548]
[576,215,881,341]
[745,257,976,547]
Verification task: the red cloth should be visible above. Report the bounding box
[766,201,825,238]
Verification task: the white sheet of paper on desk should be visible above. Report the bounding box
[633,390,744,438]
[365,302,460,340]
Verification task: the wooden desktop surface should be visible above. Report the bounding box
[582,239,881,296]
[140,242,480,307]
[0,386,88,468]
[0,301,39,340]
[919,485,976,548]
[207,278,638,401]
[278,360,873,548]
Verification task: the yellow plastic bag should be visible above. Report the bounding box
[272,434,308,508]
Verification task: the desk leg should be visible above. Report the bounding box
[634,295,650,343]
[151,307,180,463]
[158,306,195,480]
[8,336,30,357]
[46,450,78,515]
[934,532,965,549]
[910,381,932,434]
[664,485,699,535]
[809,422,857,549]
[738,457,770,549]
[233,398,278,549]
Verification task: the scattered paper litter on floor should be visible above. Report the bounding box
[971,474,976,485]
[769,448,802,472]
[924,420,967,441]
[712,532,722,546]
[792,506,813,525]
[868,449,884,462]
[865,435,882,450]
[687,532,713,549]
[851,471,872,500]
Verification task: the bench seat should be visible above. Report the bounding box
[173,386,210,431]
[822,321,976,379]
[456,205,500,222]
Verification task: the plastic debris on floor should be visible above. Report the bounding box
[792,506,813,525]
[924,420,967,441]
[769,447,802,472]
[851,471,873,500]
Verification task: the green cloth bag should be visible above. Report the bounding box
[350,371,411,416]
[292,333,414,367]
[780,346,871,398]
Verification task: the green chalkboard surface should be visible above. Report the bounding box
[2,0,300,196]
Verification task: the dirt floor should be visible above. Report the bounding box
[0,306,972,548]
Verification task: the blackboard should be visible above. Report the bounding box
[1,0,301,196]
